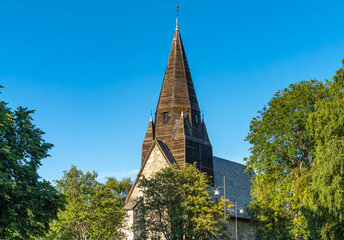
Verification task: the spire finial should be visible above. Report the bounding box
[176,1,179,28]
[150,110,152,121]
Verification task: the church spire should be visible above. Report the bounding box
[152,14,213,179]
[156,18,200,115]
[141,9,214,180]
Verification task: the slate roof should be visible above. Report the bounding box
[213,156,253,219]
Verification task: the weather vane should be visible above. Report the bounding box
[176,1,179,27]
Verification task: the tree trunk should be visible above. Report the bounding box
[293,210,299,240]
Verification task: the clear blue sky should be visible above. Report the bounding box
[1,0,343,182]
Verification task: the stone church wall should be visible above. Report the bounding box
[123,144,172,240]
[222,218,259,240]
[123,216,258,240]
[122,210,134,240]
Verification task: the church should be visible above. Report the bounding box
[124,8,257,240]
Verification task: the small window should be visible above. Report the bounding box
[163,112,168,122]
[195,114,199,124]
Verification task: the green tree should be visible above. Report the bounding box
[303,61,344,240]
[0,88,64,239]
[134,164,232,240]
[244,80,329,239]
[46,165,131,240]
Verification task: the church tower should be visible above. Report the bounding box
[141,13,214,180]
[124,5,214,222]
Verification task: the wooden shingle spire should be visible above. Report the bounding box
[141,15,214,181]
[141,116,154,166]
[156,26,200,114]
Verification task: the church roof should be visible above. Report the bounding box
[156,26,200,112]
[213,156,253,220]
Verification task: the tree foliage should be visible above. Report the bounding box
[303,61,344,240]
[45,165,131,240]
[244,79,330,239]
[0,88,64,239]
[134,164,232,240]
